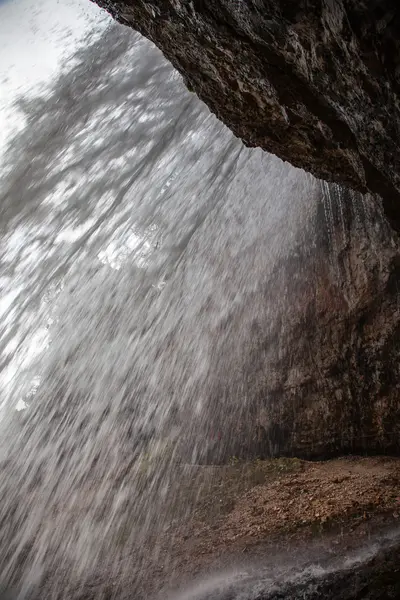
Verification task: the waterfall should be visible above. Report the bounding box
[0,4,399,599]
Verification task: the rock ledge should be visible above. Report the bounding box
[92,0,400,228]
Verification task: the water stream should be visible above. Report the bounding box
[0,4,398,599]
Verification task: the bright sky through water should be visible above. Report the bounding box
[0,0,110,412]
[0,0,109,155]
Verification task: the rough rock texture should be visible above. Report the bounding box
[92,0,400,229]
[254,189,400,459]
[204,187,400,461]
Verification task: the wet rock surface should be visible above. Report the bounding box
[195,187,400,462]
[91,0,400,228]
[181,545,400,600]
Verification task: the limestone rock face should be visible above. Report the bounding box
[194,186,400,461]
[246,188,400,459]
[91,0,400,228]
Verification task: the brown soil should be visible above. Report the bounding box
[146,456,400,594]
[38,455,400,600]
